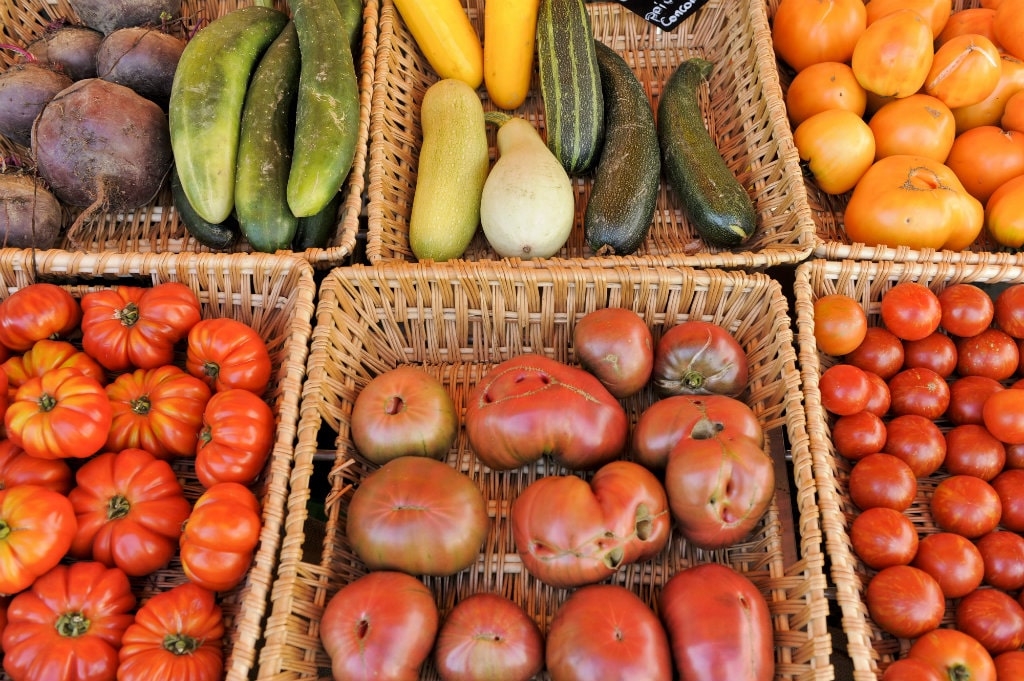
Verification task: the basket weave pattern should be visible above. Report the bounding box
[366,0,814,269]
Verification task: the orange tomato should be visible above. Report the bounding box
[814,294,868,355]
[980,0,1003,7]
[935,8,1000,50]
[924,34,1002,110]
[793,109,876,194]
[865,0,952,37]
[772,0,867,72]
[844,155,984,250]
[985,174,1024,247]
[1003,89,1024,131]
[994,0,1024,60]
[785,61,868,126]
[869,93,956,162]
[945,125,1024,202]
[951,54,1024,133]
[852,9,934,98]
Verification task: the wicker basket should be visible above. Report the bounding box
[794,258,1024,680]
[765,0,1024,265]
[257,261,834,681]
[365,0,815,269]
[0,0,375,268]
[0,248,316,681]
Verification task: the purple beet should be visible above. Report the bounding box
[96,26,185,108]
[0,168,63,248]
[27,24,103,80]
[68,0,182,35]
[0,60,73,147]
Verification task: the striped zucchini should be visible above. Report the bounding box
[535,0,603,175]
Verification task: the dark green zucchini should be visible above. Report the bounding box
[585,40,661,256]
[657,58,757,248]
[170,167,238,251]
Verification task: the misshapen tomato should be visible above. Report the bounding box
[659,563,774,681]
[465,354,627,471]
[652,320,749,398]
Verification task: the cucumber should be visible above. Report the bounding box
[293,191,342,251]
[168,6,289,224]
[333,0,363,56]
[657,58,757,248]
[535,0,603,175]
[287,0,361,218]
[585,41,660,256]
[235,21,301,253]
[170,167,238,251]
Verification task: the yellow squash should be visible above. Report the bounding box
[484,0,541,110]
[393,0,483,88]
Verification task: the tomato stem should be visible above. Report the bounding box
[163,633,202,656]
[116,302,141,327]
[0,520,9,540]
[107,494,131,521]
[130,395,152,415]
[202,361,220,381]
[55,612,91,638]
[37,392,57,412]
[681,370,706,391]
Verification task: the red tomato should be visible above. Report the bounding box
[887,367,950,419]
[832,410,887,461]
[849,506,919,569]
[433,593,544,681]
[0,439,72,495]
[195,388,276,487]
[814,294,868,356]
[117,582,225,681]
[2,561,135,681]
[819,363,872,416]
[939,283,995,337]
[512,461,669,586]
[0,284,80,353]
[1,339,106,393]
[907,628,996,681]
[943,424,1006,480]
[955,588,1024,655]
[865,565,945,639]
[947,375,1004,426]
[994,283,1024,338]
[659,563,774,681]
[348,457,489,578]
[465,354,627,471]
[1008,442,1024,469]
[881,658,944,681]
[930,475,1003,538]
[882,413,946,477]
[68,448,192,577]
[848,452,918,511]
[902,332,957,377]
[912,531,986,598]
[573,308,654,399]
[994,650,1024,679]
[652,320,748,398]
[991,468,1024,532]
[179,482,262,592]
[863,370,892,417]
[185,317,273,394]
[0,485,76,594]
[845,326,905,379]
[547,584,672,681]
[956,328,1020,380]
[881,282,943,342]
[982,388,1024,444]
[976,530,1024,592]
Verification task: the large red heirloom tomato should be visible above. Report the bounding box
[346,456,489,577]
[546,584,672,681]
[434,593,543,681]
[659,562,774,681]
[652,320,749,398]
[511,460,670,588]
[0,485,76,595]
[195,388,275,487]
[0,284,80,353]
[1,339,106,394]
[179,482,262,592]
[320,571,438,681]
[465,354,627,471]
[185,317,272,394]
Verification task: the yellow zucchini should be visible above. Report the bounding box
[393,0,483,89]
[484,0,541,110]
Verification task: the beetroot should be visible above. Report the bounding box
[31,78,172,242]
[0,168,63,248]
[96,27,185,108]
[27,24,103,80]
[68,0,181,35]
[0,61,73,147]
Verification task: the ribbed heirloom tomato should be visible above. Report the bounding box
[194,388,275,487]
[0,485,76,594]
[0,339,106,394]
[0,283,80,353]
[185,317,273,394]
[179,482,262,592]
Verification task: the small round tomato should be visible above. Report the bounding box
[947,375,1004,426]
[924,33,1002,109]
[883,413,946,477]
[991,468,1024,532]
[930,475,1002,538]
[814,294,868,356]
[957,328,1020,380]
[1008,442,1024,469]
[985,173,1024,249]
[868,93,956,163]
[901,332,957,377]
[887,367,950,420]
[912,531,986,598]
[995,651,1024,680]
[848,452,917,512]
[771,0,867,72]
[881,658,944,681]
[994,283,1024,338]
[819,363,871,416]
[785,61,867,127]
[881,282,943,342]
[845,326,905,379]
[982,387,1024,444]
[945,126,1024,204]
[850,506,918,570]
[793,109,876,194]
[865,564,945,639]
[939,283,995,338]
[976,530,1024,592]
[907,627,997,681]
[863,370,892,417]
[944,424,1006,480]
[832,410,887,461]
[955,587,1024,655]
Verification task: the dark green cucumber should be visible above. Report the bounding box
[334,0,363,56]
[535,0,603,175]
[292,190,341,250]
[657,58,757,248]
[235,21,301,253]
[287,0,361,218]
[169,6,289,224]
[585,41,660,256]
[170,167,238,250]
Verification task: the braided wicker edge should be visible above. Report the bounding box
[257,260,834,681]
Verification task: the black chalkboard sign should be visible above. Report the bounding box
[607,0,713,31]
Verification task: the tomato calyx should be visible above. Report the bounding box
[130,396,151,415]
[55,611,91,638]
[0,519,10,540]
[949,664,973,681]
[163,633,202,656]
[106,494,131,521]
[114,303,140,328]
[202,361,220,381]
[37,392,57,413]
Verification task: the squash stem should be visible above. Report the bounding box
[484,111,513,128]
